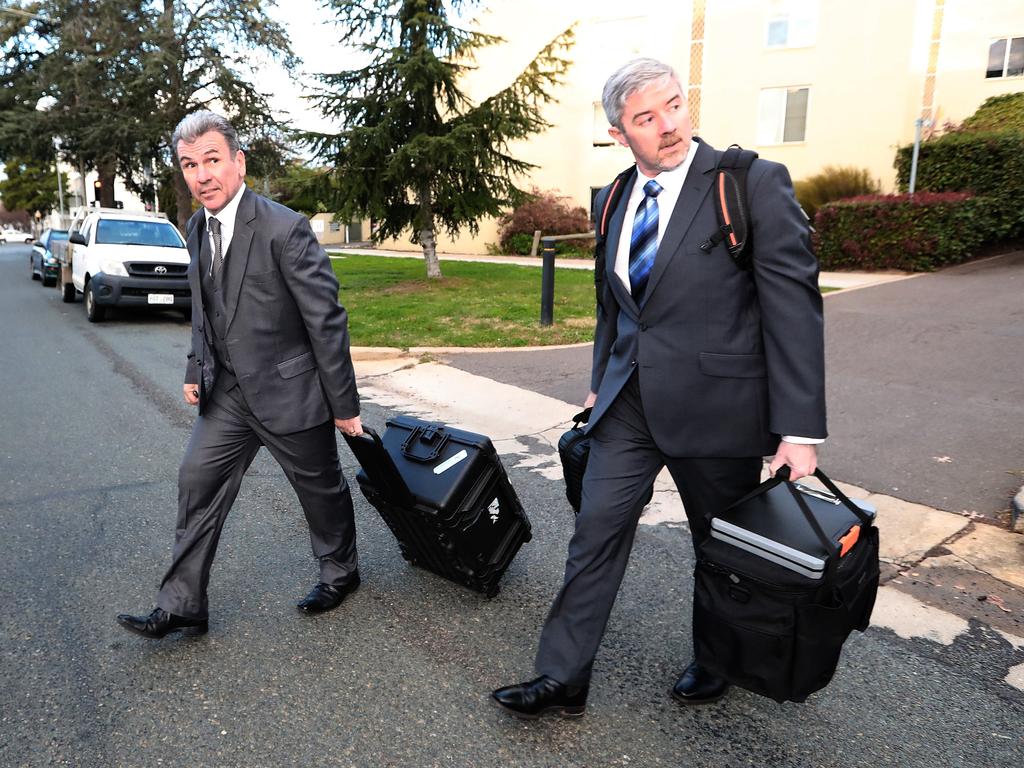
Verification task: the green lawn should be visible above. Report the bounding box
[332,254,839,349]
[332,254,597,348]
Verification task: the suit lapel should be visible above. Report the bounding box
[605,170,640,319]
[224,188,255,331]
[186,212,206,323]
[640,139,716,307]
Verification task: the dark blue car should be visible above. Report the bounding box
[30,229,68,287]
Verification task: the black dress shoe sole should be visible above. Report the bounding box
[490,694,586,720]
[669,685,730,706]
[116,617,209,639]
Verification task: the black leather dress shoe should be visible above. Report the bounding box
[116,607,208,639]
[297,573,361,613]
[671,660,730,705]
[491,675,588,719]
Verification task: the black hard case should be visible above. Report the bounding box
[344,416,531,597]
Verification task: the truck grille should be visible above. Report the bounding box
[126,262,189,278]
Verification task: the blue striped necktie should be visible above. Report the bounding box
[628,179,663,301]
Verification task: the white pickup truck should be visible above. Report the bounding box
[53,208,192,322]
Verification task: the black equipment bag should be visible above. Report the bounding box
[557,407,592,514]
[344,416,532,597]
[693,467,880,703]
[557,406,653,516]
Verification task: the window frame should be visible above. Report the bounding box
[987,36,1024,79]
[756,86,811,146]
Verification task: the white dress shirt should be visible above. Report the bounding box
[204,183,246,259]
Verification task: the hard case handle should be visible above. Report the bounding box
[400,422,451,463]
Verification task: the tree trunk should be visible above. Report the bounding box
[173,170,192,232]
[419,228,442,279]
[98,164,115,208]
[417,184,442,279]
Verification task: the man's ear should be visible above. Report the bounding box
[608,126,629,148]
[236,150,247,177]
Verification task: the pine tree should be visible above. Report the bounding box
[306,0,573,278]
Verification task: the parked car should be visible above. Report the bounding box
[50,208,191,322]
[30,229,68,286]
[1,227,33,244]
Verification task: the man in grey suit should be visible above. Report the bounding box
[493,58,826,717]
[118,111,364,639]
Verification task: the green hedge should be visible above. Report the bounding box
[814,193,990,271]
[894,130,1024,239]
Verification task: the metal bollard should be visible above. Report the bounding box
[540,238,555,325]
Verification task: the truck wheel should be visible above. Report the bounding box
[84,281,106,322]
[59,274,76,303]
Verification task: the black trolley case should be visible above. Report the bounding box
[344,416,532,597]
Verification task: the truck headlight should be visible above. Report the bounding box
[100,260,128,277]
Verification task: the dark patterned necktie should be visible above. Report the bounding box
[208,216,223,279]
[628,179,663,302]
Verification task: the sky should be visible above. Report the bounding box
[264,0,368,136]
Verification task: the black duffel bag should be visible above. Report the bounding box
[693,467,880,703]
[558,407,653,515]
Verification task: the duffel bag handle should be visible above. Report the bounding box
[571,407,592,429]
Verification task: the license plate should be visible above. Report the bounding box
[148,293,174,305]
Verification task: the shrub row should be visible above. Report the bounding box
[814,192,989,271]
[893,130,1024,239]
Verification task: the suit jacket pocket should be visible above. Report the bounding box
[247,269,279,284]
[277,351,316,379]
[699,352,767,378]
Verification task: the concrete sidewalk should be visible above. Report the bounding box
[350,352,1024,639]
[326,244,915,291]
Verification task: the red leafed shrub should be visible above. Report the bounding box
[497,188,592,254]
[814,192,992,271]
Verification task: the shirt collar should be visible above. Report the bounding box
[633,139,699,197]
[204,183,246,227]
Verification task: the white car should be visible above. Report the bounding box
[53,210,191,322]
[0,227,33,244]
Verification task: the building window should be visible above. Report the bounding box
[987,37,1024,78]
[329,221,341,232]
[757,87,809,144]
[765,0,817,49]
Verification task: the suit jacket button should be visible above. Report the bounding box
[639,322,648,331]
[630,359,637,366]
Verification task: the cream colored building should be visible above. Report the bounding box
[379,0,1024,255]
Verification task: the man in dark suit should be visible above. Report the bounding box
[493,58,825,717]
[117,111,364,639]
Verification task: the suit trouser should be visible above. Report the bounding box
[156,382,358,619]
[535,373,762,687]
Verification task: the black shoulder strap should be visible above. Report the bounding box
[700,144,758,270]
[594,164,635,311]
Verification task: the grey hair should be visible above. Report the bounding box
[602,58,682,130]
[171,110,241,157]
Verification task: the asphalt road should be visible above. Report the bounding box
[1,243,1022,767]
[443,252,1024,520]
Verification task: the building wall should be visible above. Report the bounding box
[382,0,1023,255]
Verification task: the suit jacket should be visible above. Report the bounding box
[183,188,359,435]
[587,138,826,457]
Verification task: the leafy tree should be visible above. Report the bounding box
[0,1,297,231]
[0,156,68,214]
[307,0,573,278]
[147,0,298,231]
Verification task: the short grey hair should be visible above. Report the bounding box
[602,58,682,130]
[171,110,241,157]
